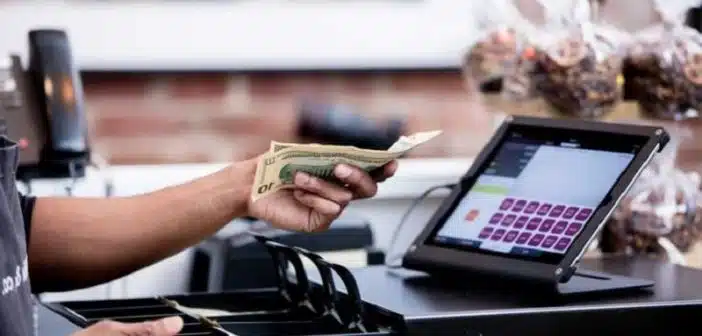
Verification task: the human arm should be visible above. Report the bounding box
[28,157,397,293]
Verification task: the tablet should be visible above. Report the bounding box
[403,116,669,283]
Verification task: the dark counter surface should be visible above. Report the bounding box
[314,256,702,318]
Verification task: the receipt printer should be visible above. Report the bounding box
[189,216,378,293]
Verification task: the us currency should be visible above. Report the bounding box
[252,130,442,201]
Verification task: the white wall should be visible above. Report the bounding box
[0,1,479,70]
[30,158,472,301]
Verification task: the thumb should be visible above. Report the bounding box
[119,316,184,335]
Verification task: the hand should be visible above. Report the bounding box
[71,316,183,336]
[248,160,398,232]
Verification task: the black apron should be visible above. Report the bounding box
[0,132,36,335]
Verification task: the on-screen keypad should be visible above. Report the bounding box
[477,197,593,253]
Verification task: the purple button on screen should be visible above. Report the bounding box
[503,230,519,243]
[555,237,572,251]
[516,232,531,244]
[537,203,552,216]
[563,206,579,219]
[565,222,583,236]
[526,217,542,230]
[539,219,555,232]
[514,216,529,229]
[500,198,515,210]
[512,200,526,212]
[528,234,545,246]
[491,229,506,241]
[575,208,592,221]
[524,201,540,214]
[552,221,568,234]
[548,205,565,218]
[488,213,504,225]
[542,235,558,248]
[501,214,516,227]
[478,227,494,239]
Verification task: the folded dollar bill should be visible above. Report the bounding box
[251,130,442,201]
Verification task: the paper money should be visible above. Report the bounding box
[251,130,442,201]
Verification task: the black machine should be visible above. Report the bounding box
[1,29,90,180]
[297,100,406,151]
[45,117,702,335]
[189,217,378,293]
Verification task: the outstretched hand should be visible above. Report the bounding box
[71,316,183,336]
[248,161,398,232]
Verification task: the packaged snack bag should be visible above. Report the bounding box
[532,0,629,119]
[601,126,702,256]
[500,0,550,101]
[462,0,519,85]
[595,0,663,33]
[622,0,702,120]
[463,0,553,87]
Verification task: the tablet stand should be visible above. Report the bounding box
[408,264,655,300]
[553,267,654,297]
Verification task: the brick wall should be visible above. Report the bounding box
[83,71,496,165]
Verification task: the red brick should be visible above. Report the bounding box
[95,136,210,165]
[82,72,151,98]
[248,72,334,97]
[247,97,297,116]
[107,152,212,165]
[390,71,465,94]
[167,73,231,99]
[80,70,506,163]
[93,115,192,138]
[340,72,388,95]
[205,115,295,139]
[85,98,154,117]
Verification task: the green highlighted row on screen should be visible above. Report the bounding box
[471,184,509,195]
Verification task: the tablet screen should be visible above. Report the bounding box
[429,126,647,264]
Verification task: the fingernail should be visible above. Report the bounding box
[162,316,184,333]
[295,171,311,185]
[334,164,352,178]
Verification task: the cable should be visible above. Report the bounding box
[384,183,456,268]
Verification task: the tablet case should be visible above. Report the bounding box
[402,116,670,296]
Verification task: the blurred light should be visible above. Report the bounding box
[18,138,28,149]
[61,75,75,106]
[43,76,53,98]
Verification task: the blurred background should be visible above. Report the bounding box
[4,0,702,316]
[0,1,493,164]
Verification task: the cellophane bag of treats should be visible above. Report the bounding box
[499,0,551,101]
[531,0,629,119]
[600,127,702,256]
[622,0,702,120]
[595,0,663,34]
[462,0,541,86]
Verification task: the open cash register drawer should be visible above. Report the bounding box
[43,233,405,336]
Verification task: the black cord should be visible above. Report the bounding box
[385,183,456,268]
